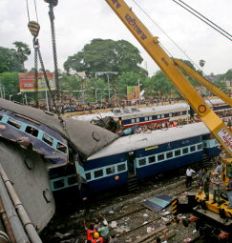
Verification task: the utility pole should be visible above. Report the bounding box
[44,0,60,101]
[95,71,118,103]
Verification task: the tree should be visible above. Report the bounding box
[0,47,21,73]
[0,72,19,98]
[117,71,145,98]
[64,39,147,76]
[145,71,179,98]
[13,42,31,71]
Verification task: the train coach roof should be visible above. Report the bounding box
[73,98,223,122]
[73,103,189,121]
[0,98,118,158]
[88,122,210,160]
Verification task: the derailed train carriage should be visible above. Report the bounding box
[49,122,221,194]
[0,98,117,234]
[74,98,232,129]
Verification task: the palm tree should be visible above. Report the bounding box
[13,42,31,71]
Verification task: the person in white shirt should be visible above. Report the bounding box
[186,167,196,188]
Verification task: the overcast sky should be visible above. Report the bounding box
[0,0,231,76]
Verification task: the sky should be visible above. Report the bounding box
[0,0,232,76]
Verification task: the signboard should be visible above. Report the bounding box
[217,127,232,154]
[19,72,56,92]
[127,85,140,100]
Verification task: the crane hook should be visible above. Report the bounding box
[28,21,40,37]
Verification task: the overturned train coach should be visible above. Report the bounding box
[49,122,221,195]
[0,98,118,233]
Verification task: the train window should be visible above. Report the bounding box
[197,144,203,150]
[169,113,172,117]
[149,116,152,121]
[53,179,65,189]
[86,172,91,181]
[0,114,3,121]
[139,159,146,166]
[7,118,21,129]
[182,147,188,154]
[164,113,169,118]
[67,176,77,185]
[153,115,157,120]
[106,166,115,175]
[157,154,164,161]
[25,126,39,137]
[136,118,140,122]
[131,119,135,123]
[145,117,148,121]
[56,142,67,153]
[42,133,53,146]
[190,145,196,152]
[157,115,160,119]
[94,169,103,178]
[118,164,126,172]
[166,152,173,159]
[175,150,181,156]
[148,156,156,164]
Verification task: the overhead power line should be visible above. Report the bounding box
[171,0,232,42]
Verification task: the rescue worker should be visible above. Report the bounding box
[92,232,104,243]
[211,173,222,203]
[214,161,223,175]
[84,223,96,241]
[98,218,110,242]
[203,168,210,201]
[185,167,196,188]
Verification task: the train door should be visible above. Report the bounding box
[127,151,136,176]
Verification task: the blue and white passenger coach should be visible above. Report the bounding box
[75,122,220,192]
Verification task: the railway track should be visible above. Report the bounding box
[104,179,187,242]
[42,161,215,242]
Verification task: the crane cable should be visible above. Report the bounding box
[25,0,39,22]
[25,0,62,117]
[171,0,232,42]
[131,0,199,69]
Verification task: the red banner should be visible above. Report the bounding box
[19,72,55,92]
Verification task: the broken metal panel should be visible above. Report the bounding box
[0,114,68,165]
[143,195,172,212]
[64,119,118,159]
[0,99,118,159]
[0,139,55,232]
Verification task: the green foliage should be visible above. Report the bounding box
[117,71,145,97]
[0,72,19,98]
[217,69,232,81]
[144,71,179,98]
[213,79,228,93]
[0,47,22,73]
[13,42,31,70]
[61,74,81,91]
[64,39,147,76]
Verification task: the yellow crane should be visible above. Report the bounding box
[104,0,232,157]
[104,0,232,240]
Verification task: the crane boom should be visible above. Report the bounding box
[105,0,232,156]
[173,58,232,106]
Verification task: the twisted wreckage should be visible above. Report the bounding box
[0,98,118,240]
